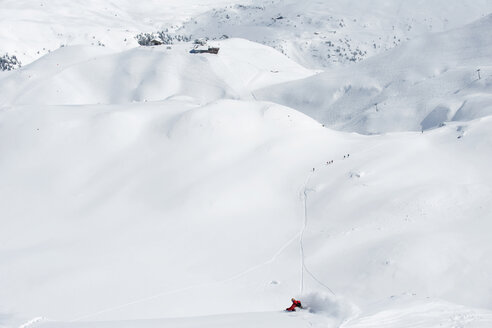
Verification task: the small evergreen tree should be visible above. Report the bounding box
[0,53,22,71]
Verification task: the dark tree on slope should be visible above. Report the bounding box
[0,53,21,71]
[135,32,192,46]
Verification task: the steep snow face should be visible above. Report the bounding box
[0,38,313,106]
[257,15,492,134]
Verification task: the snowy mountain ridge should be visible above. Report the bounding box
[2,0,492,68]
[175,0,492,68]
[257,14,492,133]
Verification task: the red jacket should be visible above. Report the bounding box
[286,299,302,311]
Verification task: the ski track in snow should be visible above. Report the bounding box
[69,229,302,322]
[69,151,355,323]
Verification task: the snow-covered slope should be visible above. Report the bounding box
[33,300,492,328]
[2,67,492,327]
[37,311,335,328]
[2,96,492,328]
[0,38,313,106]
[176,0,492,69]
[0,98,348,326]
[2,1,492,328]
[257,15,492,134]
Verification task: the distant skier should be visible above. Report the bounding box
[285,298,303,312]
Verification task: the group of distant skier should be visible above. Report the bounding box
[312,153,351,170]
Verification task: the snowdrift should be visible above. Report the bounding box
[256,15,492,133]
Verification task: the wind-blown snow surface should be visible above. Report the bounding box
[2,2,492,328]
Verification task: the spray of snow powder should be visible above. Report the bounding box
[298,292,359,325]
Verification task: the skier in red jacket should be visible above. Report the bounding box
[286,298,303,311]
